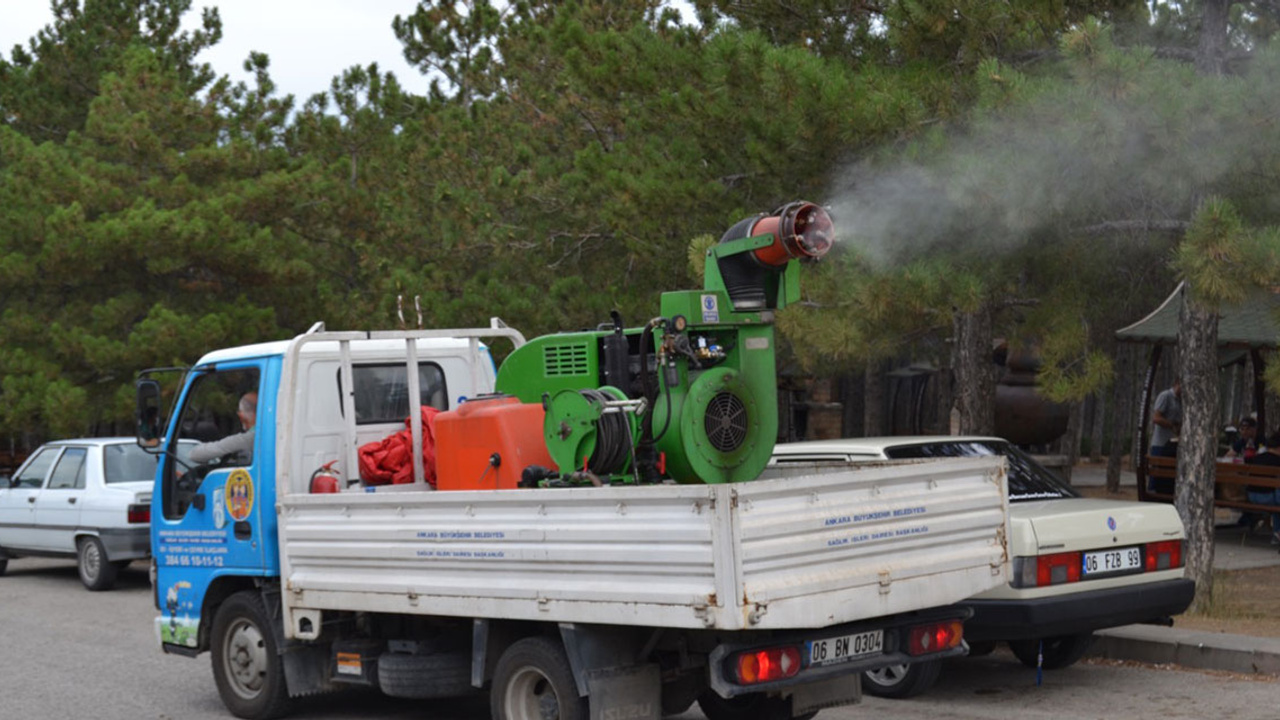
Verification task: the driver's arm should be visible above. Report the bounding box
[189,430,253,465]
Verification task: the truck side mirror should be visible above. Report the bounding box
[137,379,163,447]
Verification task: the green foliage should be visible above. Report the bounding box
[1175,198,1280,308]
[7,0,1280,445]
[0,0,221,142]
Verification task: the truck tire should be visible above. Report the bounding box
[860,659,941,699]
[491,636,587,720]
[377,650,474,699]
[77,536,117,591]
[1009,633,1095,670]
[696,691,817,720]
[211,591,291,720]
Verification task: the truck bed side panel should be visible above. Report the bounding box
[279,457,1007,634]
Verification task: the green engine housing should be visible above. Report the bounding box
[494,201,830,485]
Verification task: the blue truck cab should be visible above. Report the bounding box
[150,341,284,650]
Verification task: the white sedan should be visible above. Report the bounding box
[767,436,1194,698]
[0,438,166,590]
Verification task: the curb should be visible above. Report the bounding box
[1091,624,1280,675]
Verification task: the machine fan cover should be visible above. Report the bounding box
[672,368,769,483]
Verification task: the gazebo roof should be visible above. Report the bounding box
[1115,282,1280,348]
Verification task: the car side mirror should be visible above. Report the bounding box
[137,379,163,447]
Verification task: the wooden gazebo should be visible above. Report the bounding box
[1115,282,1280,501]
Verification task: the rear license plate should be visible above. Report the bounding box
[1083,546,1142,575]
[805,629,884,667]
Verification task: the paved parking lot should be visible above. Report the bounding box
[2,556,1278,720]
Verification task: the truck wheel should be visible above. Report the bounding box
[696,691,816,720]
[491,636,587,720]
[1009,633,1095,670]
[77,536,117,591]
[211,591,291,720]
[377,650,474,699]
[860,659,941,699]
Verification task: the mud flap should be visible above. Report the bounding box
[790,674,862,716]
[585,663,661,720]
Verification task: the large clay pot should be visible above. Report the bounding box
[993,350,1069,446]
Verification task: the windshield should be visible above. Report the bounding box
[103,442,195,484]
[883,440,1080,502]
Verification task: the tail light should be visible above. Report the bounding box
[1146,540,1183,571]
[728,645,802,685]
[128,503,151,524]
[1011,551,1082,588]
[906,620,964,656]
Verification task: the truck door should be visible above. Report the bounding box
[153,364,266,647]
[0,447,59,551]
[31,446,87,552]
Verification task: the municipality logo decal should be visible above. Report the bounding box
[1107,516,1117,531]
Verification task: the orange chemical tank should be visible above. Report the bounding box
[434,395,553,490]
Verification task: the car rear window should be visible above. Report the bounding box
[103,443,166,484]
[883,441,1080,501]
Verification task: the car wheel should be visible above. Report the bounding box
[696,691,816,720]
[491,636,587,720]
[77,536,118,591]
[861,659,941,699]
[1009,633,1096,670]
[211,591,291,720]
[0,558,7,576]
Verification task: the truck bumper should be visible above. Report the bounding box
[97,526,152,561]
[706,604,972,700]
[963,578,1196,641]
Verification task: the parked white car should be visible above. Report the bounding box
[0,438,178,590]
[766,436,1194,698]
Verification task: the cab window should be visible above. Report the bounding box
[13,448,58,488]
[164,368,260,520]
[338,363,447,424]
[47,447,87,490]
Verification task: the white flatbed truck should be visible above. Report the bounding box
[139,325,1009,720]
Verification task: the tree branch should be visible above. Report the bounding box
[1074,219,1190,235]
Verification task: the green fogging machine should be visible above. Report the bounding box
[494,201,834,486]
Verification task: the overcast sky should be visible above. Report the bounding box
[0,0,437,102]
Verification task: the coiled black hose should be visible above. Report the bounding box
[582,388,631,475]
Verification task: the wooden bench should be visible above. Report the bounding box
[1145,455,1280,517]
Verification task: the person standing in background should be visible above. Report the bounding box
[1150,381,1183,457]
[1148,381,1182,495]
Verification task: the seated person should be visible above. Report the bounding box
[190,392,257,465]
[1243,429,1280,546]
[1226,416,1259,460]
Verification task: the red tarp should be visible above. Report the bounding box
[358,407,441,487]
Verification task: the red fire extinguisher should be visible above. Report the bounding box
[309,461,341,493]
